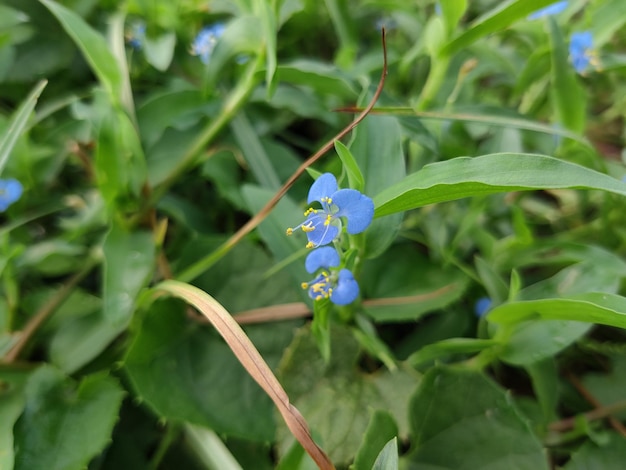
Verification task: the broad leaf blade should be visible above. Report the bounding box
[374,154,626,217]
[488,293,626,330]
[408,366,548,469]
[13,367,124,470]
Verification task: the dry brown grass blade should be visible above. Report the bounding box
[154,280,335,470]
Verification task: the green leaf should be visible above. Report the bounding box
[277,326,418,465]
[350,115,405,258]
[374,154,626,218]
[488,293,626,330]
[440,0,468,37]
[407,338,501,367]
[353,411,398,470]
[0,80,47,176]
[441,0,559,55]
[564,432,626,470]
[95,107,147,207]
[525,359,559,423]
[143,31,176,71]
[254,0,277,96]
[40,0,123,103]
[124,299,276,441]
[361,245,469,323]
[497,319,591,366]
[548,18,586,133]
[334,140,364,192]
[102,223,155,327]
[240,185,309,294]
[372,437,399,470]
[231,112,281,190]
[206,15,264,86]
[407,366,548,470]
[13,367,124,470]
[48,310,127,374]
[276,60,357,97]
[0,368,30,470]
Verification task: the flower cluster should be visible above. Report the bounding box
[301,247,360,305]
[191,24,226,64]
[288,173,374,305]
[569,31,595,74]
[127,21,146,50]
[0,178,23,212]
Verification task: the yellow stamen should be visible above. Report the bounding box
[302,222,315,233]
[323,214,332,226]
[301,282,309,289]
[306,241,315,249]
[286,228,294,235]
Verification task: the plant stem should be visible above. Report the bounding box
[176,30,389,283]
[2,257,97,363]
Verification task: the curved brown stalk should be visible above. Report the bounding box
[177,28,388,283]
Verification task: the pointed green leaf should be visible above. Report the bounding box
[0,80,47,176]
[549,18,586,133]
[488,293,626,330]
[353,411,398,470]
[40,0,123,103]
[374,154,626,217]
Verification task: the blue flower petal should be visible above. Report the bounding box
[192,23,226,64]
[307,173,338,204]
[332,189,374,234]
[330,269,359,305]
[304,212,340,247]
[528,1,568,20]
[0,179,23,212]
[474,297,492,317]
[305,247,340,273]
[569,31,593,73]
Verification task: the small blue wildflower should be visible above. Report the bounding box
[0,179,23,212]
[474,297,492,317]
[287,173,374,248]
[302,247,360,305]
[569,31,594,74]
[191,23,226,64]
[127,21,146,50]
[528,1,568,20]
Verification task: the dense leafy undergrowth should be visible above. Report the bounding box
[2,0,626,469]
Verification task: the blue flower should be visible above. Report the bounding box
[474,297,492,317]
[191,24,226,64]
[127,21,146,50]
[569,31,594,74]
[301,247,360,305]
[0,179,23,212]
[528,1,568,20]
[287,173,374,248]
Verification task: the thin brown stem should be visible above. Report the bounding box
[566,372,626,437]
[3,260,96,363]
[177,28,389,283]
[549,399,626,433]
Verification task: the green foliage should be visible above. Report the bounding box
[2,0,626,468]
